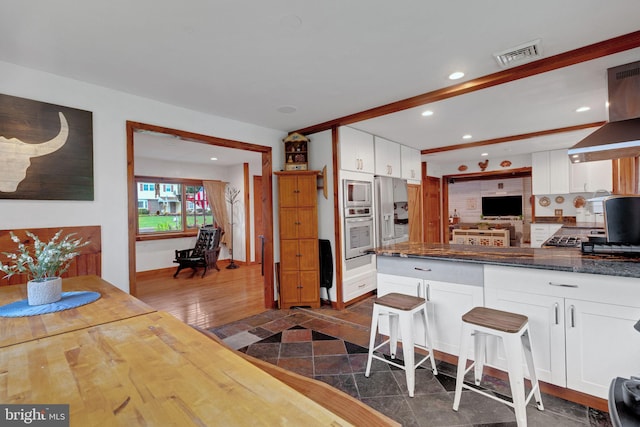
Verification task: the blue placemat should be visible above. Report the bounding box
[0,291,101,317]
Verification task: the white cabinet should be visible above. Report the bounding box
[484,265,640,399]
[484,286,566,386]
[531,150,570,195]
[565,299,640,397]
[342,269,377,303]
[427,280,484,357]
[339,126,375,174]
[569,160,613,193]
[374,136,401,177]
[377,273,483,356]
[529,223,562,248]
[401,145,421,182]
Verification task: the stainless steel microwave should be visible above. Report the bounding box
[343,179,372,208]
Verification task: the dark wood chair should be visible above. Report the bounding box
[173,226,223,278]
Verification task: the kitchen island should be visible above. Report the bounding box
[369,242,640,405]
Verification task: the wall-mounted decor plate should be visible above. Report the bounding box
[555,196,565,204]
[539,196,551,207]
[573,196,586,208]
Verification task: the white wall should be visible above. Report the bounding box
[308,130,336,301]
[0,60,285,291]
[426,153,531,177]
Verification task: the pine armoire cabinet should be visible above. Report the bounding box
[275,171,320,309]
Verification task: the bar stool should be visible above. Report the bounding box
[453,306,544,427]
[365,292,438,397]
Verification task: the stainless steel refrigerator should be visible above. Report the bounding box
[375,176,409,246]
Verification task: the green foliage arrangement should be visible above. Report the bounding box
[0,230,89,281]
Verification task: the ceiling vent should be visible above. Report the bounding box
[494,39,542,68]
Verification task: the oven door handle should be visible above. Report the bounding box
[345,217,373,222]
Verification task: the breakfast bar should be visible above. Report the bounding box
[370,242,640,404]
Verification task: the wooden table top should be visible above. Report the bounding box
[0,311,353,426]
[0,275,155,348]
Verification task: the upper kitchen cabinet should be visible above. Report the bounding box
[569,160,613,193]
[339,126,375,174]
[374,136,401,178]
[401,145,421,182]
[531,150,570,195]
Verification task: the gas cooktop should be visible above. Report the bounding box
[543,235,585,248]
[542,226,606,248]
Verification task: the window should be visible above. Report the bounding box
[135,177,215,237]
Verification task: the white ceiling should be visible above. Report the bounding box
[1,1,640,164]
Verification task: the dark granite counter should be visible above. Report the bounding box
[369,242,640,279]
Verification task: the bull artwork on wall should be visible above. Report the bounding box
[0,94,93,200]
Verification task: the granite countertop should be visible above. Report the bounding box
[369,242,640,278]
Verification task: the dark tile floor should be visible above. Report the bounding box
[208,300,612,427]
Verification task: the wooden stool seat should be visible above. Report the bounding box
[462,306,528,333]
[374,293,426,311]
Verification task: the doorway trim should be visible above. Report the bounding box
[441,167,532,241]
[126,121,275,309]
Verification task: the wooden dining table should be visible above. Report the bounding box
[0,276,396,426]
[0,275,155,348]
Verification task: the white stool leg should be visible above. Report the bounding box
[388,311,399,358]
[504,333,527,427]
[421,305,438,375]
[521,328,544,410]
[399,310,416,397]
[473,332,486,385]
[453,323,472,411]
[365,304,380,377]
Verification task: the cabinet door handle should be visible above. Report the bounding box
[569,305,576,328]
[414,267,432,272]
[554,302,559,325]
[548,281,578,288]
[425,283,430,301]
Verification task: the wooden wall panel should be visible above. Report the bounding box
[0,226,101,286]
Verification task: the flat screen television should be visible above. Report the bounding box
[481,195,522,217]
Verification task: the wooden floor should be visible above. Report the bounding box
[136,262,269,329]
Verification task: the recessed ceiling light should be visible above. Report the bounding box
[576,106,591,113]
[277,105,298,114]
[421,110,434,117]
[462,134,472,139]
[571,154,579,158]
[210,157,218,161]
[449,71,465,80]
[481,152,489,156]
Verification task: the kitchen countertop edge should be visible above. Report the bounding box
[369,243,640,279]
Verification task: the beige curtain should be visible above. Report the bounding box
[203,180,230,246]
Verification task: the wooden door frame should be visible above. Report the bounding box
[126,121,275,309]
[440,167,532,241]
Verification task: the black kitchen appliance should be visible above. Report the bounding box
[581,196,640,255]
[604,196,640,244]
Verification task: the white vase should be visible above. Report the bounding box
[27,277,62,306]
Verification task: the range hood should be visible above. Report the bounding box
[568,61,640,163]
